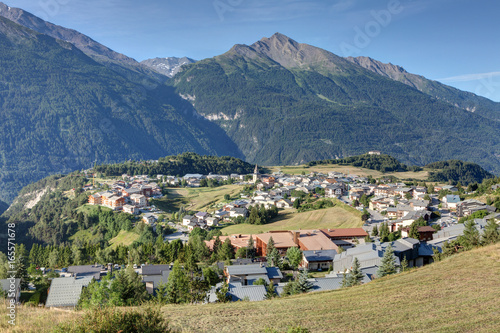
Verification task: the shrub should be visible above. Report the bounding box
[54,306,173,333]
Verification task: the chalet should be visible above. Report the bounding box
[123,204,139,215]
[457,199,496,217]
[67,265,103,280]
[386,207,398,219]
[301,250,337,270]
[182,215,195,226]
[401,226,435,242]
[409,199,429,210]
[442,195,461,210]
[103,195,125,210]
[140,265,171,295]
[276,198,293,209]
[206,217,218,227]
[294,230,338,252]
[195,211,209,222]
[255,232,298,256]
[45,276,94,308]
[205,234,253,252]
[88,193,102,205]
[229,207,248,218]
[130,194,147,207]
[224,264,283,286]
[143,214,156,225]
[325,185,343,198]
[320,228,368,248]
[207,282,267,302]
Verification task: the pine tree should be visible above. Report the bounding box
[409,222,420,240]
[379,223,390,242]
[347,257,363,286]
[247,235,256,259]
[401,256,409,272]
[463,220,480,248]
[377,244,397,277]
[341,269,349,288]
[265,282,277,299]
[371,225,379,237]
[219,238,234,261]
[166,261,188,304]
[482,218,499,245]
[213,236,222,257]
[295,269,313,293]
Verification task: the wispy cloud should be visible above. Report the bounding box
[438,71,500,83]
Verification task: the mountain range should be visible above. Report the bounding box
[141,57,197,77]
[0,13,241,205]
[172,33,500,168]
[0,2,499,208]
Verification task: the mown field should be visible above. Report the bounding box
[2,244,499,332]
[269,164,430,180]
[221,203,362,235]
[151,185,243,216]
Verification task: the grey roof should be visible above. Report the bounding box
[141,265,171,276]
[183,215,194,220]
[418,243,438,256]
[265,267,283,280]
[360,266,379,281]
[45,276,93,308]
[246,275,270,285]
[310,277,343,292]
[227,264,268,276]
[142,270,170,290]
[303,250,337,262]
[68,265,102,275]
[445,195,461,203]
[229,283,267,302]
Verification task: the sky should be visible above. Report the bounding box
[6,0,500,101]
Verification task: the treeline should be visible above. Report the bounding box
[94,152,259,177]
[307,154,422,173]
[426,160,494,185]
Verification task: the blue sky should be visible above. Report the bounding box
[7,0,500,101]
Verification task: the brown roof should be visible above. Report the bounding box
[256,232,297,248]
[418,226,436,233]
[297,230,338,251]
[205,235,252,251]
[320,228,368,238]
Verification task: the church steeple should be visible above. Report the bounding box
[253,164,259,183]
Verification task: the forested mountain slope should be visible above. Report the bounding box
[0,16,241,203]
[172,33,500,173]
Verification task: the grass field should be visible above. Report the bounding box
[108,230,139,248]
[269,164,430,180]
[152,185,243,215]
[221,201,362,235]
[3,244,499,332]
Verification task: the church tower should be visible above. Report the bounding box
[252,164,259,183]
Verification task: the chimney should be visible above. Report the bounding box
[293,231,300,245]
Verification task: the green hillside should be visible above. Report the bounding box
[172,33,500,173]
[0,16,241,203]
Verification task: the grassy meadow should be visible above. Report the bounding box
[2,244,499,332]
[221,203,362,235]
